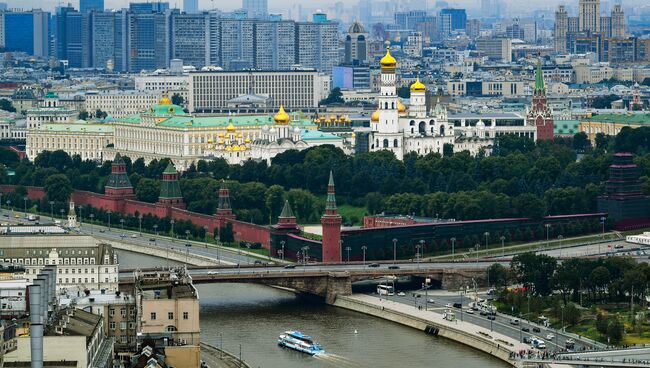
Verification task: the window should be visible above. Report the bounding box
[168,312,174,320]
[150,312,156,320]
[120,322,127,330]
[109,322,116,330]
[183,312,189,320]
[109,308,115,317]
[121,308,126,317]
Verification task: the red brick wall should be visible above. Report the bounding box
[231,220,271,245]
[0,185,46,200]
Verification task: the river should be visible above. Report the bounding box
[118,250,509,368]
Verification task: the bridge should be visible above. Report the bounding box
[118,262,489,304]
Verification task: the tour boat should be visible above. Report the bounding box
[277,330,325,355]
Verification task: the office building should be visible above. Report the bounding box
[466,19,480,39]
[295,14,339,75]
[439,8,466,35]
[394,10,427,31]
[189,70,328,111]
[129,2,170,13]
[254,20,296,70]
[84,90,162,118]
[243,0,268,19]
[344,21,368,64]
[63,11,88,68]
[90,11,116,69]
[171,13,210,68]
[80,0,104,12]
[476,38,512,62]
[183,0,199,14]
[2,10,49,58]
[611,4,625,38]
[333,65,370,89]
[127,12,170,72]
[219,19,255,70]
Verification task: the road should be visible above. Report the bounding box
[375,288,603,354]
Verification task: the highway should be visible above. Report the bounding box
[374,288,604,353]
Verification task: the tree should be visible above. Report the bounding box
[319,87,344,105]
[135,178,160,203]
[563,303,581,326]
[511,253,557,296]
[44,174,72,202]
[0,99,16,113]
[487,263,510,288]
[573,132,590,152]
[171,93,184,106]
[95,109,108,119]
[265,184,285,224]
[219,222,234,243]
[78,111,89,120]
[365,192,384,215]
[443,143,454,157]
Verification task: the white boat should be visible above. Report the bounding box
[278,330,325,355]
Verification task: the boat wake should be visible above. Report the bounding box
[314,353,362,367]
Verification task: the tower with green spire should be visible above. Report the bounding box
[527,60,554,141]
[158,162,185,208]
[105,154,135,198]
[321,171,342,263]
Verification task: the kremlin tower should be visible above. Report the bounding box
[320,171,342,263]
[526,61,554,141]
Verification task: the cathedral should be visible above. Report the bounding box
[369,47,455,160]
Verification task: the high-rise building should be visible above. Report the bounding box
[243,0,268,19]
[466,19,480,39]
[171,13,209,68]
[344,21,368,64]
[80,0,104,12]
[476,37,512,62]
[0,3,7,11]
[3,10,49,58]
[611,4,625,38]
[554,5,568,53]
[183,0,199,14]
[579,0,600,33]
[129,2,170,13]
[63,11,88,68]
[89,12,116,69]
[219,19,255,70]
[295,13,339,75]
[253,20,296,70]
[55,4,76,60]
[394,10,427,31]
[127,12,170,72]
[439,8,466,35]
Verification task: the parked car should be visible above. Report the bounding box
[149,238,156,242]
[523,336,532,344]
[546,333,555,340]
[445,303,453,308]
[131,234,138,238]
[388,265,400,270]
[532,327,541,333]
[397,292,406,296]
[479,310,488,316]
[522,327,530,332]
[284,264,296,269]
[487,315,496,320]
[427,298,435,304]
[368,263,380,268]
[510,318,520,325]
[466,308,474,314]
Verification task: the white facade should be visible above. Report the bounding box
[26,120,114,161]
[84,90,162,118]
[26,94,77,130]
[189,70,328,112]
[626,232,650,246]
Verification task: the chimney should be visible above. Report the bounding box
[27,284,43,368]
[44,266,57,305]
[34,278,48,325]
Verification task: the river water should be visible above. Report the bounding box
[118,251,508,368]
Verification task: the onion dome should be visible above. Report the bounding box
[476,120,485,129]
[226,123,236,132]
[218,132,225,138]
[239,144,247,151]
[410,78,426,93]
[274,105,290,125]
[371,110,379,122]
[380,46,397,71]
[207,138,213,144]
[397,100,407,114]
[237,132,244,138]
[351,132,356,138]
[232,145,240,152]
[159,94,172,105]
[225,145,233,152]
[218,139,224,145]
[293,126,301,134]
[245,136,251,143]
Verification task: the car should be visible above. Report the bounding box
[149,238,156,242]
[466,308,474,314]
[397,292,406,296]
[283,264,296,269]
[487,315,496,320]
[546,333,555,340]
[522,327,530,332]
[99,229,105,233]
[532,327,541,333]
[14,214,20,218]
[388,265,400,270]
[120,234,126,238]
[523,337,532,344]
[510,318,520,325]
[207,270,218,275]
[368,263,380,268]
[131,234,138,238]
[479,310,488,316]
[427,298,435,304]
[453,303,462,308]
[254,260,263,265]
[614,244,624,249]
[445,303,453,308]
[2,214,7,217]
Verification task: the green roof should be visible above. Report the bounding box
[163,162,177,174]
[45,91,59,99]
[37,121,113,133]
[301,129,341,140]
[554,120,580,135]
[582,113,650,125]
[146,103,188,117]
[535,61,544,91]
[159,115,314,129]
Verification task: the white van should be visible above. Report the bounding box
[510,318,520,325]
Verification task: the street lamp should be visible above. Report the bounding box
[153,224,158,237]
[279,240,285,261]
[558,235,564,257]
[89,214,94,232]
[107,210,112,230]
[345,246,351,263]
[203,226,209,248]
[599,216,606,255]
[450,237,456,261]
[23,196,27,216]
[500,235,506,258]
[185,242,192,265]
[49,201,54,220]
[120,218,125,231]
[185,229,190,241]
[418,240,425,262]
[474,243,480,265]
[484,232,490,254]
[361,245,367,266]
[545,223,551,249]
[415,243,421,266]
[138,215,143,235]
[59,208,64,219]
[392,238,397,265]
[6,200,11,214]
[170,219,175,241]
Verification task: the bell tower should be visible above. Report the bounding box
[371,46,404,159]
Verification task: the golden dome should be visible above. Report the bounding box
[239,144,247,151]
[232,145,240,152]
[159,94,172,105]
[225,145,233,151]
[329,115,336,122]
[410,78,426,93]
[226,123,236,132]
[397,100,407,113]
[237,133,244,138]
[380,47,397,71]
[274,105,290,125]
[371,110,380,122]
[351,132,356,138]
[245,137,251,143]
[218,133,225,138]
[218,139,224,145]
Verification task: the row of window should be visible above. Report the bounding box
[150,311,189,320]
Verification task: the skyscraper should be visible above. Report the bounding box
[90,12,116,69]
[129,2,170,13]
[3,10,49,58]
[296,13,339,75]
[253,20,296,70]
[80,0,104,12]
[171,13,209,68]
[344,21,368,64]
[579,0,600,33]
[183,0,199,14]
[439,8,466,35]
[611,4,625,38]
[128,12,170,72]
[243,0,268,20]
[219,19,255,70]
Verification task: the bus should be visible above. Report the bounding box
[377,284,395,296]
